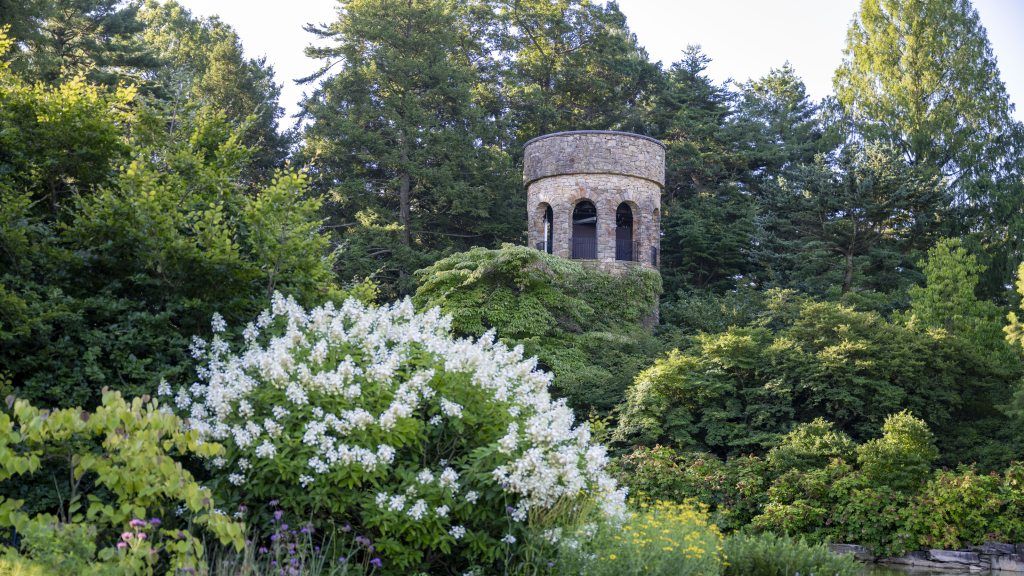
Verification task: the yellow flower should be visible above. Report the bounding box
[608,554,617,560]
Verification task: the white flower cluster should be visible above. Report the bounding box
[172,294,627,525]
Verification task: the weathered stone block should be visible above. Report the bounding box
[927,549,980,564]
[829,543,874,561]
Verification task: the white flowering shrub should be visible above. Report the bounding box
[170,294,626,572]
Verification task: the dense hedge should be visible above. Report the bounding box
[414,245,663,412]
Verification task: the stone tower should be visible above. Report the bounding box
[523,130,664,274]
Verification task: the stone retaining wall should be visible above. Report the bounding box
[831,543,1024,572]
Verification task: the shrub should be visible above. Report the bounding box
[413,245,663,413]
[616,294,1021,467]
[613,446,768,531]
[856,411,937,492]
[554,501,724,576]
[171,294,627,573]
[904,467,1019,551]
[722,532,860,576]
[0,390,244,574]
[766,418,856,473]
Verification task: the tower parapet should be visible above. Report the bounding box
[523,130,664,273]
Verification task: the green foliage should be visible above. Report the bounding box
[0,57,135,218]
[904,466,1024,551]
[552,501,724,576]
[613,446,768,532]
[0,49,340,409]
[300,0,521,297]
[0,390,244,574]
[138,0,290,182]
[617,293,1022,466]
[649,47,757,293]
[721,532,860,576]
[856,411,938,492]
[2,0,157,86]
[834,0,1024,296]
[1005,262,1024,349]
[766,418,856,473]
[759,142,942,296]
[502,0,661,141]
[414,245,663,412]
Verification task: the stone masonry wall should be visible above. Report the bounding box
[527,174,661,265]
[523,131,664,271]
[523,130,665,188]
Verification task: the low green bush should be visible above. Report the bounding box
[613,446,768,531]
[0,390,244,575]
[722,532,860,576]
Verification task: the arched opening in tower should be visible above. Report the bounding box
[616,203,634,261]
[542,204,553,254]
[571,200,597,259]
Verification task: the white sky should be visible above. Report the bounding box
[175,0,1024,123]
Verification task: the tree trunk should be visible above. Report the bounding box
[399,171,411,246]
[842,251,854,294]
[398,141,412,246]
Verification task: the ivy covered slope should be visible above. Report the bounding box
[413,245,663,413]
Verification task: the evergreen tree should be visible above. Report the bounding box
[300,0,518,297]
[764,142,942,296]
[501,0,661,144]
[834,0,1024,294]
[650,47,756,293]
[138,0,290,183]
[1,0,157,86]
[735,63,823,182]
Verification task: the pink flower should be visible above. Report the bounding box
[121,532,134,542]
[137,532,147,540]
[117,542,127,550]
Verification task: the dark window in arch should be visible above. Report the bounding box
[542,205,553,254]
[615,203,634,261]
[571,200,597,259]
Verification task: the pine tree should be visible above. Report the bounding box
[300,0,518,297]
[834,0,1024,294]
[501,0,661,144]
[2,0,157,86]
[650,47,755,292]
[766,142,942,296]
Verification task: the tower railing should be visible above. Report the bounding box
[571,237,597,260]
[616,240,640,262]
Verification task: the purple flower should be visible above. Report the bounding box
[269,500,279,507]
[370,557,383,568]
[338,556,348,564]
[258,547,269,555]
[270,533,280,542]
[341,523,352,533]
[274,510,284,521]
[129,519,146,529]
[355,535,371,547]
[148,518,161,527]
